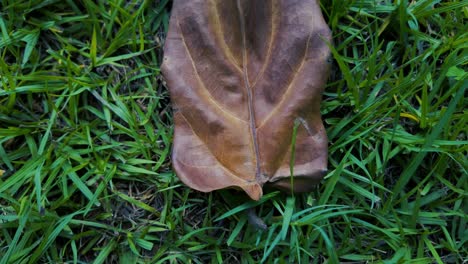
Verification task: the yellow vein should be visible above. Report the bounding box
[257,33,312,129]
[177,19,247,124]
[177,113,250,181]
[210,0,243,73]
[251,0,278,88]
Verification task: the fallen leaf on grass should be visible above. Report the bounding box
[162,0,331,200]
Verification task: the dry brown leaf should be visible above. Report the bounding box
[162,0,331,200]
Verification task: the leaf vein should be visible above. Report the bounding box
[257,33,312,129]
[177,19,247,124]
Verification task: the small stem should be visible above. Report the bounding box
[247,208,268,231]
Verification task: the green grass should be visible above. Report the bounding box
[0,0,467,263]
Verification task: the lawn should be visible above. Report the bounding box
[0,0,467,263]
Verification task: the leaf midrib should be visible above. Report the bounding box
[237,0,262,182]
